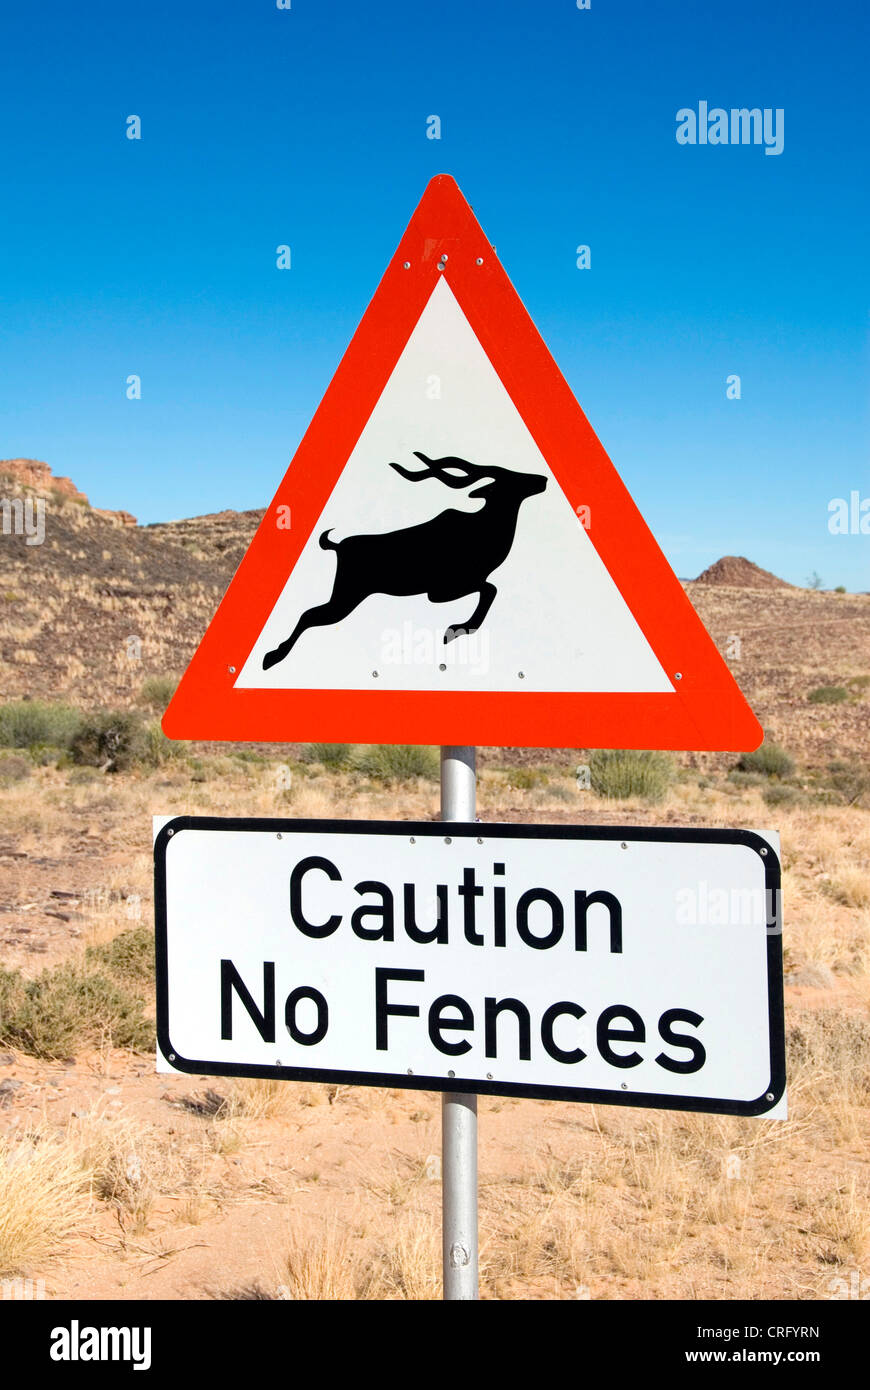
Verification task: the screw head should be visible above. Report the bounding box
[403,260,411,269]
[765,1092,775,1102]
[444,836,452,844]
[228,665,236,674]
[674,672,682,681]
[447,1070,455,1079]
[760,847,768,856]
[475,257,484,266]
[168,1053,176,1062]
[518,671,525,679]
[371,670,379,678]
[167,828,174,837]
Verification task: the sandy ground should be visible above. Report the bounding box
[1,761,868,1300]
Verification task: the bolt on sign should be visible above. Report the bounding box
[161,175,761,752]
[155,820,785,1117]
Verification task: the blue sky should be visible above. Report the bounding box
[0,0,867,588]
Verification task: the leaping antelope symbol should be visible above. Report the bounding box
[262,451,547,670]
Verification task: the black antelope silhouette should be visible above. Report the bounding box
[262,452,547,670]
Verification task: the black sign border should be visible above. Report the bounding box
[154,818,785,1117]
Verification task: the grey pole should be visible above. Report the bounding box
[440,745,479,1300]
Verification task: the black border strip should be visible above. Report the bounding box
[154,817,785,1117]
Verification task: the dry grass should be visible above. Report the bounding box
[278,1220,367,1300]
[70,1109,160,1235]
[1,755,868,1298]
[0,1128,92,1275]
[225,1078,300,1122]
[364,1209,441,1299]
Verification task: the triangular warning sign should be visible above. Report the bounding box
[163,175,762,751]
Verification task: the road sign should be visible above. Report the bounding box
[162,174,762,750]
[155,818,785,1118]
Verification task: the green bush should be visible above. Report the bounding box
[506,766,549,790]
[547,782,574,802]
[67,765,102,785]
[824,765,870,808]
[807,685,848,704]
[85,925,154,987]
[138,675,178,712]
[0,936,154,1059]
[0,701,82,750]
[300,743,354,771]
[762,783,801,809]
[726,769,767,788]
[353,744,440,782]
[588,750,675,803]
[69,711,162,773]
[0,754,31,787]
[735,742,795,779]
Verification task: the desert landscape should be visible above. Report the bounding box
[0,459,868,1301]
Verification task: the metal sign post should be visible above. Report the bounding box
[440,745,479,1300]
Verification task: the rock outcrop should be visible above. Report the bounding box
[0,458,137,526]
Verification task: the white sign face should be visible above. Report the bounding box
[155,820,785,1117]
[234,279,673,695]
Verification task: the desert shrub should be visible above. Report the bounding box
[66,765,102,785]
[144,721,175,765]
[834,586,846,594]
[353,744,440,782]
[588,749,675,803]
[300,743,354,771]
[506,766,549,790]
[0,754,31,786]
[726,769,766,788]
[808,685,848,704]
[547,782,574,801]
[735,742,795,779]
[788,1008,870,1094]
[824,764,870,808]
[0,701,82,750]
[137,674,178,712]
[0,959,152,1059]
[69,711,163,773]
[762,783,800,808]
[85,926,154,987]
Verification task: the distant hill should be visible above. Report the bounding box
[694,555,792,589]
[1,462,869,768]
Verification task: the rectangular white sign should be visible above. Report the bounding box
[155,819,785,1117]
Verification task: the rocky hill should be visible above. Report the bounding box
[695,555,793,589]
[0,460,262,710]
[1,461,869,767]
